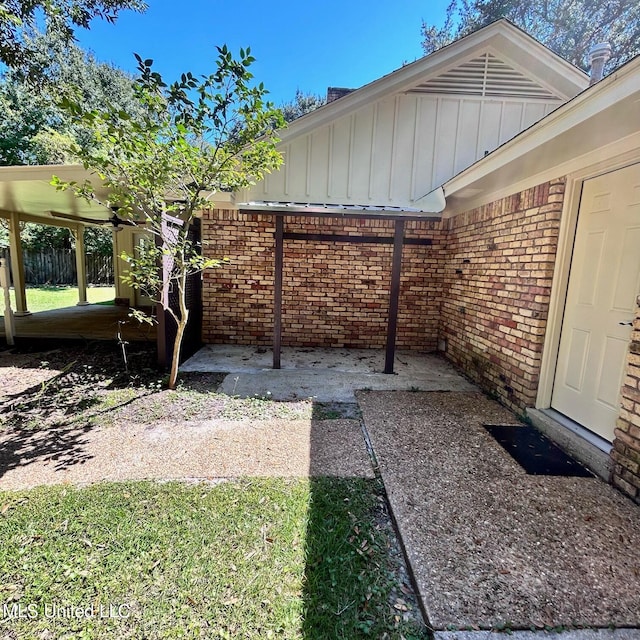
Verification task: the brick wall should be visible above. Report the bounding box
[611,295,640,503]
[201,209,446,349]
[440,179,566,412]
[201,181,640,504]
[201,210,275,344]
[202,181,565,411]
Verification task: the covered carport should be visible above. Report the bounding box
[0,164,153,340]
[0,164,116,314]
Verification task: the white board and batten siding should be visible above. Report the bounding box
[244,52,564,210]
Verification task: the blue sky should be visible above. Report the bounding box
[75,0,451,106]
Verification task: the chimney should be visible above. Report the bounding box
[326,87,355,103]
[589,42,612,85]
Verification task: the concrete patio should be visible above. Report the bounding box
[182,345,640,634]
[181,344,476,402]
[2,340,639,636]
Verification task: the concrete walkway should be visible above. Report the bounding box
[183,345,640,635]
[358,390,640,632]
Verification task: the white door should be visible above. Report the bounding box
[552,163,640,441]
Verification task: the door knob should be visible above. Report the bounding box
[619,321,633,326]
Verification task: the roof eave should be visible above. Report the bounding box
[236,197,445,219]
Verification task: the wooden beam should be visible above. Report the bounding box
[240,208,441,222]
[0,210,95,230]
[273,215,284,369]
[384,219,405,374]
[0,258,15,344]
[282,232,431,246]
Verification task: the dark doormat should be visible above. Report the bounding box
[484,424,594,477]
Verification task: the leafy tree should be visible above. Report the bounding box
[280,89,326,123]
[55,46,285,388]
[14,224,112,256]
[0,32,141,258]
[421,0,640,72]
[0,31,142,166]
[0,80,52,165]
[20,223,72,251]
[0,0,146,70]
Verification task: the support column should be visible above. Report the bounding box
[384,219,405,374]
[0,258,15,345]
[273,215,284,369]
[74,224,89,306]
[8,212,30,316]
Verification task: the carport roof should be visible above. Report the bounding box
[237,195,446,219]
[0,164,112,224]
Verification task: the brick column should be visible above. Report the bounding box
[611,294,640,503]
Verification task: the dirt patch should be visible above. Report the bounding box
[1,339,159,403]
[0,340,374,490]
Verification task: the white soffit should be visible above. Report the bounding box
[0,164,112,223]
[409,52,560,100]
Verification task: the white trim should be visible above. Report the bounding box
[408,47,568,101]
[447,131,640,216]
[236,200,445,217]
[536,149,640,410]
[540,409,613,454]
[536,176,582,409]
[0,164,91,181]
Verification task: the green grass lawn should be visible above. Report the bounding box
[5,285,115,313]
[0,479,426,639]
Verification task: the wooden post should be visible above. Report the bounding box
[74,224,89,305]
[384,219,405,374]
[0,258,15,345]
[273,215,284,369]
[8,212,30,316]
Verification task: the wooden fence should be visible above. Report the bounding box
[0,248,113,286]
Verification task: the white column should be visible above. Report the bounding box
[8,211,30,316]
[113,227,136,305]
[0,258,15,344]
[74,224,89,306]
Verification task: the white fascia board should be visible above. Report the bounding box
[412,186,446,212]
[237,201,443,218]
[496,25,588,96]
[449,131,640,215]
[0,164,93,182]
[443,56,640,201]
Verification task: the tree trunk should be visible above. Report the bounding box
[167,307,189,390]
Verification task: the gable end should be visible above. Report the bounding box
[409,52,561,100]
